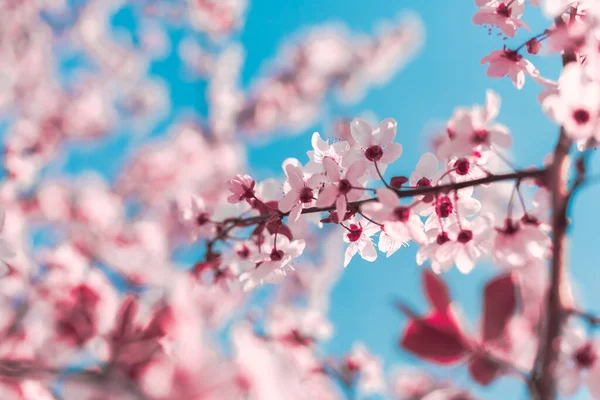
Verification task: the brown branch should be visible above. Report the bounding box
[234,168,546,226]
[200,167,546,265]
[529,14,578,400]
[567,308,600,326]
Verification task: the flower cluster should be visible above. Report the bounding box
[0,0,598,399]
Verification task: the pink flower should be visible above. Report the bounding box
[423,190,481,231]
[378,227,410,258]
[480,48,538,89]
[316,158,367,222]
[543,64,600,141]
[181,196,215,241]
[343,219,379,267]
[279,159,325,222]
[409,153,439,188]
[439,90,511,158]
[361,188,426,245]
[348,118,403,179]
[305,132,350,174]
[555,327,600,398]
[493,217,551,268]
[240,234,306,291]
[409,152,440,215]
[435,215,493,274]
[227,174,256,204]
[345,343,386,395]
[473,1,529,38]
[416,224,454,274]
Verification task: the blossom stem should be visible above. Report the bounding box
[514,32,549,53]
[373,161,390,188]
[516,184,528,214]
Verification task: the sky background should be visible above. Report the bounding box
[22,0,600,399]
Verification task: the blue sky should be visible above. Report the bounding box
[18,0,600,398]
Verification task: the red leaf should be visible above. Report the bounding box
[390,176,409,188]
[468,354,500,385]
[423,270,451,312]
[400,310,469,364]
[482,274,516,342]
[143,305,173,340]
[267,222,293,240]
[112,296,138,342]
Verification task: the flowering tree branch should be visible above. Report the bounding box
[1,1,600,399]
[202,167,547,261]
[528,12,580,399]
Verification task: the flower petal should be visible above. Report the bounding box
[350,118,373,147]
[380,143,403,164]
[374,118,398,145]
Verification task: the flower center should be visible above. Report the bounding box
[497,218,519,235]
[502,48,522,62]
[521,214,540,226]
[338,179,353,194]
[573,109,591,125]
[472,129,489,145]
[270,248,285,261]
[436,196,453,218]
[237,245,250,259]
[454,158,470,176]
[574,343,597,369]
[436,232,451,245]
[496,3,511,18]
[196,213,210,226]
[393,206,410,222]
[364,145,383,162]
[299,187,315,203]
[457,230,473,244]
[242,185,255,200]
[347,224,362,242]
[416,177,432,187]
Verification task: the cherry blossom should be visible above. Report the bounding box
[543,63,600,141]
[378,227,411,258]
[480,48,539,89]
[555,327,600,398]
[279,159,325,222]
[180,196,215,241]
[493,217,551,268]
[343,219,379,267]
[345,342,386,395]
[348,118,403,179]
[473,0,530,38]
[435,215,494,274]
[417,225,455,274]
[361,188,427,245]
[439,90,511,158]
[305,132,350,173]
[227,174,256,204]
[240,234,306,291]
[316,158,367,221]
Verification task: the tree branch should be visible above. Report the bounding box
[529,14,578,400]
[232,168,546,227]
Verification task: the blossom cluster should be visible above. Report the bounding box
[208,90,550,287]
[0,0,599,399]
